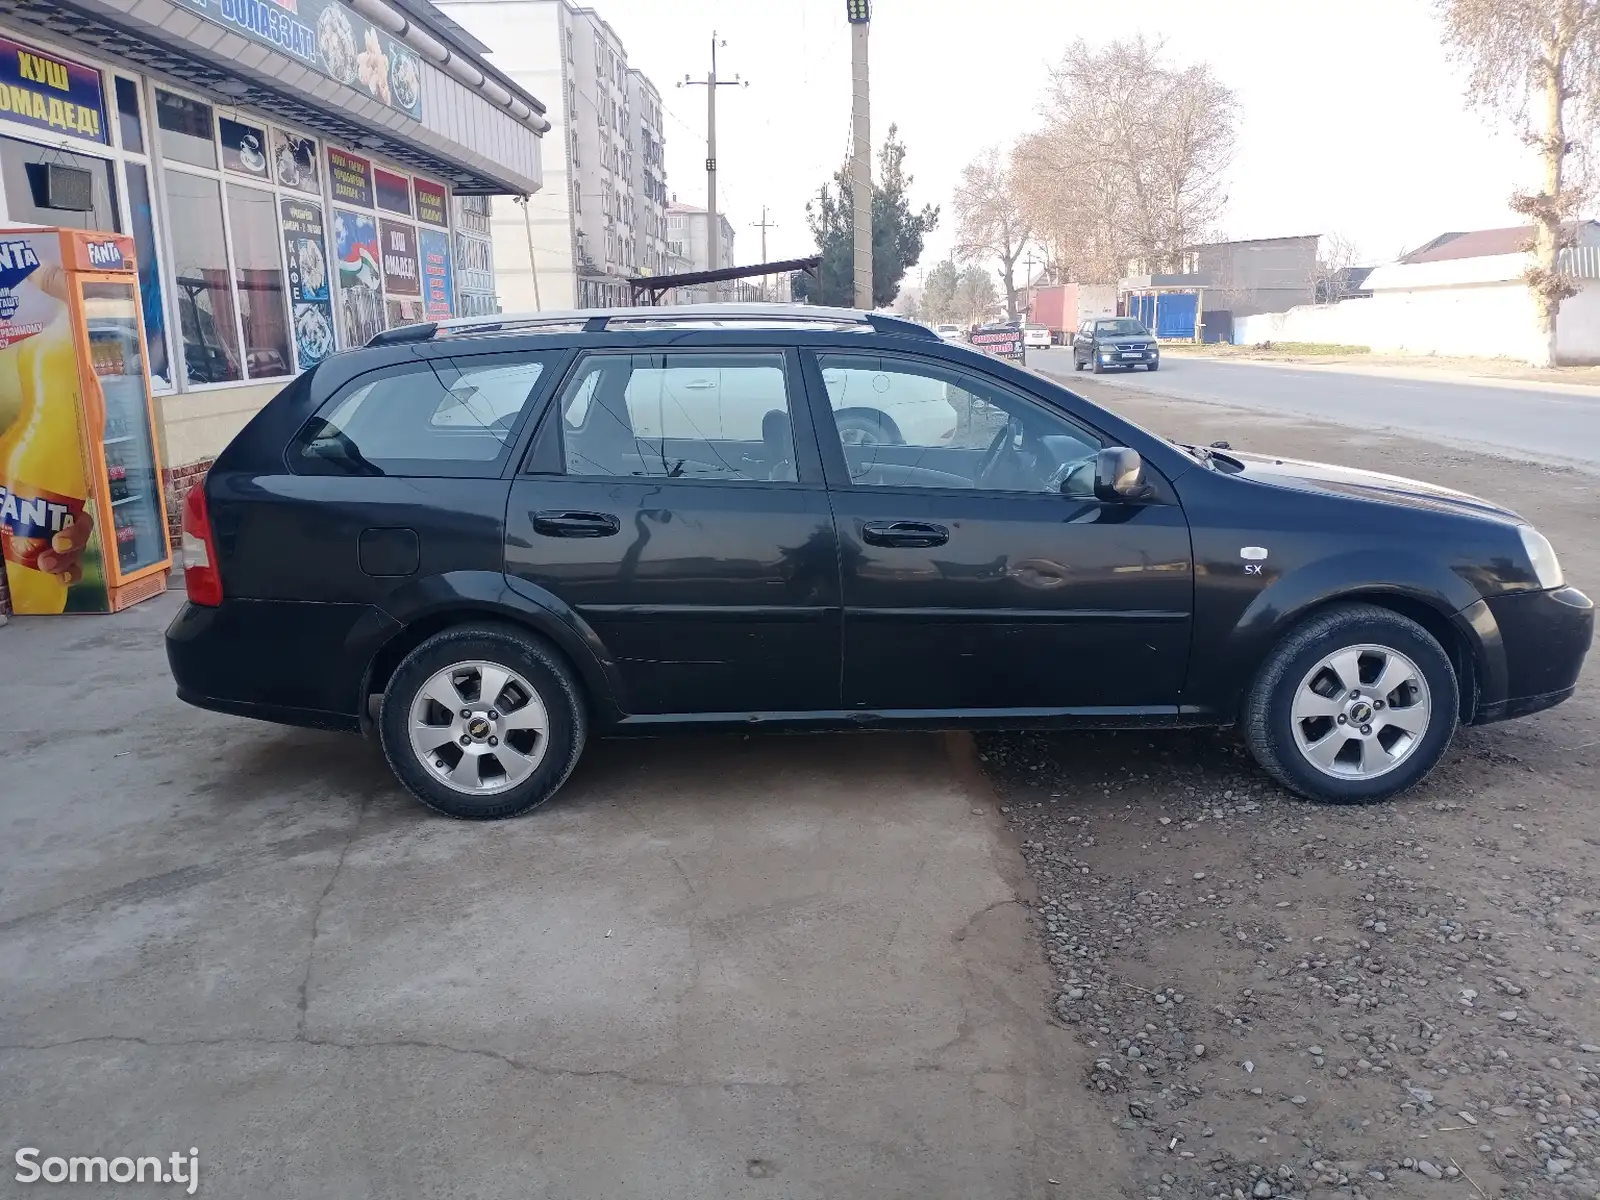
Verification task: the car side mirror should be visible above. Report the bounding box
[1093,446,1151,502]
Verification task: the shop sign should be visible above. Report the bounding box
[413,179,447,227]
[0,36,107,144]
[380,219,419,297]
[333,208,381,349]
[182,0,424,119]
[281,198,334,368]
[272,130,320,193]
[418,228,453,320]
[374,168,410,215]
[327,147,372,208]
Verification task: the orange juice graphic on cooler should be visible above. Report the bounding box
[0,253,89,614]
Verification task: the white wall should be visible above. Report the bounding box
[1234,279,1600,364]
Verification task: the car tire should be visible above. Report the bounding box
[1243,603,1458,805]
[1147,361,1161,371]
[380,623,587,820]
[1073,355,1085,371]
[1090,357,1105,374]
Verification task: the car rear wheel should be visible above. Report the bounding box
[380,624,586,819]
[1243,604,1458,804]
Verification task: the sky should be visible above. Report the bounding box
[558,0,1547,279]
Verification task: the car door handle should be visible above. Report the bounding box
[862,520,949,549]
[532,510,621,538]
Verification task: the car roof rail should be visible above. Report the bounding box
[364,303,940,347]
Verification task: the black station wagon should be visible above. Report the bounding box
[166,305,1593,819]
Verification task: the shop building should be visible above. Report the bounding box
[0,0,548,610]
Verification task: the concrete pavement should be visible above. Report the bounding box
[0,590,1122,1199]
[1031,347,1600,469]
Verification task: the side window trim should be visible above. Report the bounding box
[800,347,1110,495]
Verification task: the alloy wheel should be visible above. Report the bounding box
[408,660,550,795]
[1289,643,1432,780]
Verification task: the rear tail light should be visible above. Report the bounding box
[181,482,223,607]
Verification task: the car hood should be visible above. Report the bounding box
[1220,450,1523,523]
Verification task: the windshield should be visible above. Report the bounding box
[1094,319,1149,336]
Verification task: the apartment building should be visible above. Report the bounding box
[664,201,736,302]
[437,0,666,309]
[628,69,669,279]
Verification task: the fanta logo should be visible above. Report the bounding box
[0,483,79,539]
[85,240,126,269]
[0,239,41,295]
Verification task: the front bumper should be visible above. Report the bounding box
[1470,585,1593,724]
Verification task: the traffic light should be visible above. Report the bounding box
[846,0,870,24]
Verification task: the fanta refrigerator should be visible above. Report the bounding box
[0,226,171,614]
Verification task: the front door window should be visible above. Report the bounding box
[814,352,1103,497]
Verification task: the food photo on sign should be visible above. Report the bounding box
[281,199,334,368]
[272,130,320,193]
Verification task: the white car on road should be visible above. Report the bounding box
[1023,323,1052,349]
[934,323,964,343]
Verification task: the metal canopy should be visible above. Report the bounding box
[626,256,822,305]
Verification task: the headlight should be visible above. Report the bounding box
[1519,525,1564,589]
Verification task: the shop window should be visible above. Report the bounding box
[123,162,172,389]
[0,135,117,233]
[163,171,241,383]
[155,90,217,170]
[226,184,293,379]
[115,78,144,154]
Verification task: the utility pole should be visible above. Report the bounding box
[680,34,746,297]
[751,206,777,300]
[516,195,542,310]
[1020,249,1041,321]
[847,0,872,310]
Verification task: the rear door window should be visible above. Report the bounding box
[291,352,553,476]
[558,351,799,482]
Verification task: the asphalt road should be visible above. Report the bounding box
[1030,347,1600,470]
[0,591,1122,1200]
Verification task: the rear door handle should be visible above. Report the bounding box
[861,520,949,549]
[532,510,621,538]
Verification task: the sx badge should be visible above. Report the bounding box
[1241,545,1268,575]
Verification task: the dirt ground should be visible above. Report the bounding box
[978,387,1600,1200]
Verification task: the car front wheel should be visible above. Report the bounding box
[380,623,587,819]
[1243,604,1458,804]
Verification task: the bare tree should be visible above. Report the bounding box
[1311,233,1365,304]
[952,146,1031,320]
[1013,38,1238,284]
[1437,0,1600,364]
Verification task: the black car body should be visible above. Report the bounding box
[166,305,1592,819]
[1073,316,1160,372]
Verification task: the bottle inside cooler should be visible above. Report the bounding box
[82,282,168,577]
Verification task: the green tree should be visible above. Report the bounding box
[955,266,999,325]
[920,259,962,323]
[793,124,940,308]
